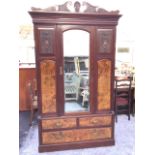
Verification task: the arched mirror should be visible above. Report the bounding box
[63,30,90,113]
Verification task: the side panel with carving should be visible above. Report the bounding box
[97,29,113,53]
[97,59,111,110]
[38,27,55,54]
[40,60,56,113]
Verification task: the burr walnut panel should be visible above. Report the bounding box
[42,127,112,144]
[79,115,112,127]
[40,60,56,113]
[42,118,76,130]
[97,59,111,110]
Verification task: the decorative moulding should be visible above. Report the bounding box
[31,1,119,14]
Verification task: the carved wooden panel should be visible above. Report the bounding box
[38,28,55,54]
[40,60,56,113]
[97,59,111,110]
[31,1,119,14]
[97,29,113,53]
[42,118,76,129]
[79,116,112,127]
[42,127,112,144]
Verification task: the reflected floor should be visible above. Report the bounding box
[65,101,89,112]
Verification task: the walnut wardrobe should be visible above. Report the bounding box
[29,1,121,152]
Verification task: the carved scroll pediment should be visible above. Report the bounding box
[31,1,72,12]
[31,1,119,14]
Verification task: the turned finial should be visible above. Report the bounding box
[74,1,81,12]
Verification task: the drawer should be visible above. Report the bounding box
[79,115,112,127]
[42,118,76,130]
[42,127,112,144]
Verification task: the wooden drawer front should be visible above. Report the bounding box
[42,127,112,144]
[79,116,112,127]
[42,118,76,129]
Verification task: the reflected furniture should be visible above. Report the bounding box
[29,1,121,152]
[114,77,132,122]
[64,72,80,101]
[64,57,84,101]
[80,86,89,107]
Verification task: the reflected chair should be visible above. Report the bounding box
[64,72,80,101]
[114,77,132,122]
[81,89,89,107]
[27,78,38,126]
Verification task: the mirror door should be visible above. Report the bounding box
[56,25,96,114]
[63,29,90,113]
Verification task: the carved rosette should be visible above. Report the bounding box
[97,29,113,53]
[40,60,56,113]
[39,29,53,54]
[97,59,111,110]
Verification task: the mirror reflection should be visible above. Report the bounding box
[63,30,90,113]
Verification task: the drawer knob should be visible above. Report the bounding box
[92,129,100,137]
[91,119,98,124]
[55,122,62,127]
[53,131,64,140]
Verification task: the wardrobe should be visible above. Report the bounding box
[29,1,121,152]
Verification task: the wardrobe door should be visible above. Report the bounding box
[95,28,115,112]
[57,25,96,114]
[35,26,57,115]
